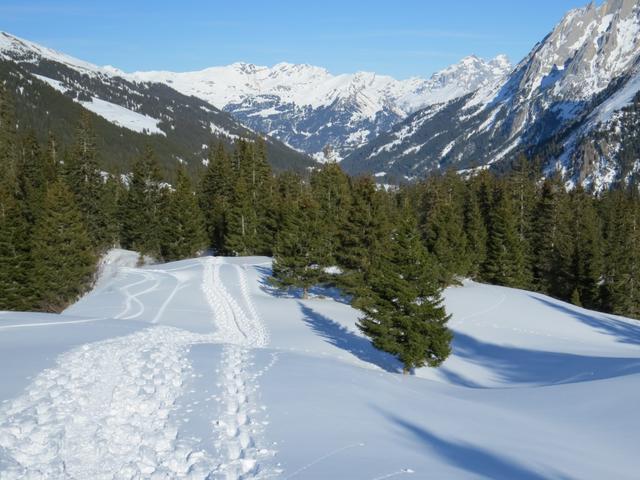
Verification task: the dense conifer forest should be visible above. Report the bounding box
[2,85,640,371]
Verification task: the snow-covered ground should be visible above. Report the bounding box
[1,253,639,479]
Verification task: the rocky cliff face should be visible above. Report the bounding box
[342,0,640,190]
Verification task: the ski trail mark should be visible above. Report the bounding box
[202,258,276,479]
[283,443,365,479]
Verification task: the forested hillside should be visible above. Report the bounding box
[0,59,314,175]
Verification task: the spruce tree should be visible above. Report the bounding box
[358,206,452,373]
[160,166,208,261]
[225,173,258,255]
[310,162,352,266]
[120,147,164,256]
[31,181,96,311]
[482,182,530,287]
[65,113,110,248]
[199,141,233,252]
[0,186,32,310]
[419,172,468,283]
[0,85,18,192]
[601,189,640,318]
[463,186,487,279]
[16,131,49,226]
[569,188,603,309]
[336,176,392,296]
[271,188,328,299]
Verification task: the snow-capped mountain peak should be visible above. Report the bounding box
[342,0,640,191]
[131,55,511,159]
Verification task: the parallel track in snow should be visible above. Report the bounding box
[202,258,276,479]
[0,257,275,479]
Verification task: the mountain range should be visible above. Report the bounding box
[130,55,511,161]
[1,0,639,189]
[342,0,640,190]
[0,32,314,173]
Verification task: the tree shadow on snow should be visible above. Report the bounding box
[298,302,402,374]
[528,295,640,346]
[374,408,570,480]
[255,265,352,304]
[443,331,640,388]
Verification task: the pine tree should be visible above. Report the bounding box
[336,176,392,295]
[531,178,559,293]
[358,206,452,373]
[310,162,351,266]
[0,186,32,310]
[120,147,164,256]
[249,138,277,254]
[569,188,603,309]
[601,189,640,318]
[482,182,530,287]
[16,131,49,226]
[463,186,487,279]
[271,188,328,299]
[419,172,468,283]
[199,141,233,252]
[65,113,110,248]
[0,85,18,193]
[31,180,96,311]
[225,173,258,255]
[160,166,208,261]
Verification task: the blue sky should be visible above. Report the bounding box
[1,0,596,78]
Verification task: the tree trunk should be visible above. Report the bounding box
[403,366,410,375]
[302,287,309,300]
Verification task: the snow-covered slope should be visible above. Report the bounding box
[1,253,639,478]
[131,56,511,160]
[343,0,640,188]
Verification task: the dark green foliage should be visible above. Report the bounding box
[482,182,530,288]
[199,141,233,252]
[0,186,32,310]
[357,206,452,372]
[160,167,208,261]
[600,189,640,318]
[271,188,328,299]
[64,114,113,249]
[119,147,164,257]
[419,171,469,283]
[310,162,352,265]
[463,185,487,279]
[31,180,96,311]
[335,176,392,296]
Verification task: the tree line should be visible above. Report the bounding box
[2,84,640,372]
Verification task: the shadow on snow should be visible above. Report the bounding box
[297,302,402,374]
[528,295,640,346]
[441,330,640,388]
[375,408,571,480]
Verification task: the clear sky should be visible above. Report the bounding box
[0,0,598,78]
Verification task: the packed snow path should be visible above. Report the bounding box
[203,258,275,478]
[0,257,275,479]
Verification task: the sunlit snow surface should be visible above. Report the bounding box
[1,253,639,479]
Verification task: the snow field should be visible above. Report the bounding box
[0,327,216,479]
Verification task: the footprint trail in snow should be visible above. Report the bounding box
[203,258,277,479]
[0,257,276,479]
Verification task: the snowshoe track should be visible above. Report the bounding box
[0,327,217,479]
[0,257,274,479]
[203,258,276,479]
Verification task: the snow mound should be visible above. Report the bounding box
[1,256,639,479]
